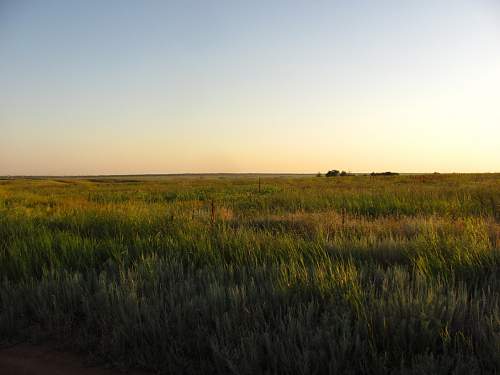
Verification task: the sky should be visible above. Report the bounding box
[1,0,499,175]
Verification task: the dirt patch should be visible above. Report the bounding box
[0,344,149,375]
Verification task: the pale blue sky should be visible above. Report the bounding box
[1,0,499,175]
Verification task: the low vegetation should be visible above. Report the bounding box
[370,172,400,176]
[0,174,499,374]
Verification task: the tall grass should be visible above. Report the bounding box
[0,174,499,374]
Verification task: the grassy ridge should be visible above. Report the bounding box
[0,174,499,374]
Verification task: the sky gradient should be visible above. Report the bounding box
[1,0,499,175]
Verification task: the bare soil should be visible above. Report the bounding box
[0,343,149,375]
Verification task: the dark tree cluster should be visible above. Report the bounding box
[326,170,340,177]
[325,170,353,177]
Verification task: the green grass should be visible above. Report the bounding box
[0,174,499,374]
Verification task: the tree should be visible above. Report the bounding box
[326,170,340,177]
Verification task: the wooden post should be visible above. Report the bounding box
[258,177,261,193]
[211,199,215,225]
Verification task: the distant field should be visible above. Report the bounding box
[0,174,499,374]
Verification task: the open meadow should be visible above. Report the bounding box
[0,174,499,374]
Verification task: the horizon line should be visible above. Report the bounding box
[1,171,499,179]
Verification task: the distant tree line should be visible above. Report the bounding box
[318,170,399,177]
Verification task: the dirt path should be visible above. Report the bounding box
[0,344,149,375]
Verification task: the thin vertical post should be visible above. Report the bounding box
[211,199,215,225]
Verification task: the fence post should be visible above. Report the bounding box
[211,199,215,225]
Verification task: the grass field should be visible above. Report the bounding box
[0,174,499,374]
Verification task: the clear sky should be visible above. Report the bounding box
[1,0,499,175]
